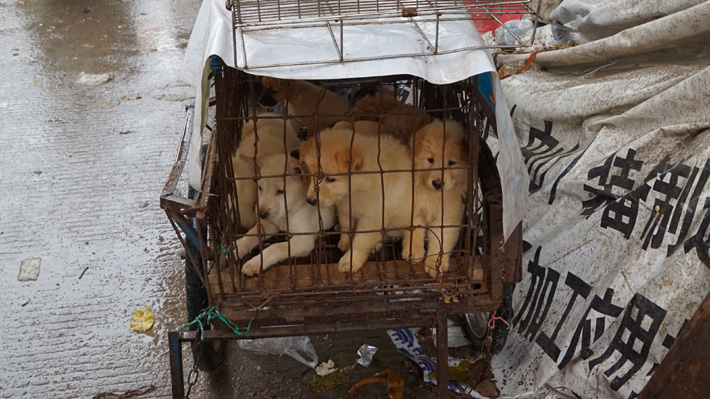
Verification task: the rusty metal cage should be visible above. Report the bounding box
[226,0,538,69]
[167,67,514,319]
[162,63,522,397]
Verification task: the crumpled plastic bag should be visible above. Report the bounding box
[238,336,318,368]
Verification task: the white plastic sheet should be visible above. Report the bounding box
[488,1,710,396]
[178,0,528,239]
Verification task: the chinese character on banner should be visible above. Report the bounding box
[582,149,644,219]
[535,272,592,361]
[513,247,560,342]
[683,197,710,268]
[588,294,667,391]
[521,121,580,194]
[557,288,624,369]
[640,164,695,250]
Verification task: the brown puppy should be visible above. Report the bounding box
[299,127,414,273]
[261,77,350,136]
[353,91,431,144]
[409,120,468,277]
[331,120,393,138]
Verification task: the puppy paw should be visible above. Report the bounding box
[338,235,351,252]
[424,256,449,277]
[337,253,363,274]
[241,258,262,276]
[402,246,425,263]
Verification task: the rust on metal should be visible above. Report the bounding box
[640,291,710,399]
[162,68,521,398]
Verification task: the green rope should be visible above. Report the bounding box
[177,306,255,340]
[220,244,232,255]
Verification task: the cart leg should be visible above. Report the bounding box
[436,314,449,397]
[169,332,185,399]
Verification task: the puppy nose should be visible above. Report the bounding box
[432,180,443,190]
[306,198,317,206]
[258,210,269,219]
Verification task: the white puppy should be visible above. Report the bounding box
[235,152,336,276]
[232,114,299,229]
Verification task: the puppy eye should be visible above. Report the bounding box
[276,189,284,195]
[427,158,434,164]
[448,160,456,166]
[258,186,263,191]
[325,177,336,183]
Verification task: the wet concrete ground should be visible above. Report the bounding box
[0,1,458,398]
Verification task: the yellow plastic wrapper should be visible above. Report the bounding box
[130,306,154,332]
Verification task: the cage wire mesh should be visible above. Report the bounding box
[227,0,537,69]
[165,68,506,322]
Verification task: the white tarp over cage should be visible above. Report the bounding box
[490,0,710,397]
[178,0,530,240]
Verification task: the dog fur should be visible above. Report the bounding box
[261,77,350,136]
[409,120,468,277]
[353,91,431,144]
[232,114,299,229]
[299,127,414,273]
[235,153,336,276]
[331,120,393,138]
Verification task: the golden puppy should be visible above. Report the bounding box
[408,119,468,277]
[353,91,431,144]
[232,114,299,229]
[299,127,414,273]
[260,77,350,136]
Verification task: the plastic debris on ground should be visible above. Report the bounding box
[388,328,497,398]
[130,307,154,333]
[493,19,562,52]
[431,319,471,348]
[238,336,318,368]
[494,19,535,46]
[18,258,41,281]
[348,369,404,399]
[309,364,354,392]
[315,359,337,376]
[356,344,378,367]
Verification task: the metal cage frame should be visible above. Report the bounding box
[161,64,522,397]
[226,0,538,69]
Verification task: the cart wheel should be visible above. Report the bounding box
[460,311,490,351]
[461,282,515,355]
[184,208,226,371]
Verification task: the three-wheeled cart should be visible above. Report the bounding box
[162,0,534,396]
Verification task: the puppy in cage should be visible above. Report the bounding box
[234,152,336,276]
[299,125,415,274]
[352,89,431,143]
[259,77,350,136]
[231,114,299,229]
[408,119,468,277]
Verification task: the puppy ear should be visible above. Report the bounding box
[286,156,303,175]
[335,147,363,172]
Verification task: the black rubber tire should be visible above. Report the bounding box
[461,282,515,355]
[184,189,225,372]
